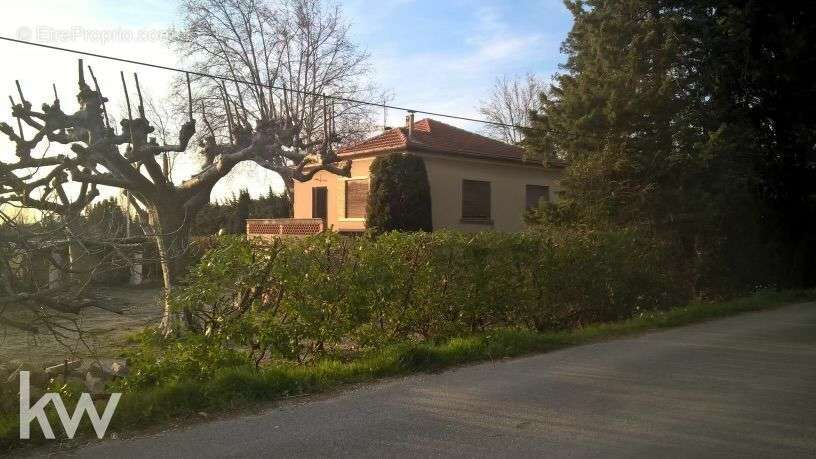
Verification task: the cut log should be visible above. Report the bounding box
[45,358,82,376]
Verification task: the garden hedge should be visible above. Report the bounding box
[150,228,686,380]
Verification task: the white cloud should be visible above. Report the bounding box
[465,5,544,63]
[352,2,557,132]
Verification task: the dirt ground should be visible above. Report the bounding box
[0,286,163,368]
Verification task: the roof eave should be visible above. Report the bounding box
[407,143,564,168]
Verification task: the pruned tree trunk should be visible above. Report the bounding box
[144,195,212,336]
[2,59,352,338]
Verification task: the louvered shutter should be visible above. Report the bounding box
[462,180,491,222]
[345,179,369,218]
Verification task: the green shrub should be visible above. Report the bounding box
[4,289,810,451]
[116,332,252,390]
[366,154,432,232]
[142,227,686,388]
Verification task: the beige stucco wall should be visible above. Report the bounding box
[292,150,562,233]
[293,157,374,232]
[418,152,562,232]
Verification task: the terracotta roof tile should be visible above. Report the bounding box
[337,118,561,167]
[336,125,407,156]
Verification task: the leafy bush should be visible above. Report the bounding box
[5,288,811,450]
[366,153,432,232]
[116,331,252,390]
[150,228,684,383]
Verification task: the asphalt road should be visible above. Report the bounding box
[45,302,816,458]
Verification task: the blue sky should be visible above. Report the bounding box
[18,0,572,128]
[343,0,571,130]
[0,0,573,199]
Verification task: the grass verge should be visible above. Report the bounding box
[2,288,813,452]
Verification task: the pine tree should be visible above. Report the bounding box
[524,0,779,294]
[709,1,816,287]
[253,187,292,219]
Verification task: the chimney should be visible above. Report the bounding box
[405,111,415,137]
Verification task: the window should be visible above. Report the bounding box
[345,179,369,218]
[525,185,550,209]
[461,179,491,223]
[312,187,327,220]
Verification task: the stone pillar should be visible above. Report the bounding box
[48,251,63,288]
[129,251,143,286]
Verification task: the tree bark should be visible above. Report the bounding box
[150,201,198,335]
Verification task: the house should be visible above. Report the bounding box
[248,116,564,237]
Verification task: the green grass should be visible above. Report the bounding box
[2,289,813,452]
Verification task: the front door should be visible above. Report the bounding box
[312,187,328,221]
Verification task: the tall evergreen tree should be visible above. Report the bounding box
[708,1,816,287]
[232,190,252,234]
[524,0,815,293]
[366,154,433,233]
[253,187,293,219]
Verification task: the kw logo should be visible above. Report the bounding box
[19,371,121,440]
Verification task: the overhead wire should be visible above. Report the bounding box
[0,35,560,135]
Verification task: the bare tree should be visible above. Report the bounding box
[478,74,545,144]
[172,0,376,196]
[143,91,182,178]
[0,60,351,335]
[0,202,131,357]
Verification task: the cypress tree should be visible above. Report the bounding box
[366,153,432,232]
[232,189,251,234]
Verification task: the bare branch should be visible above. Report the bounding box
[478,74,545,144]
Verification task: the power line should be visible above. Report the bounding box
[0,35,546,134]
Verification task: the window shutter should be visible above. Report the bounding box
[525,185,550,209]
[345,179,369,218]
[462,180,491,222]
